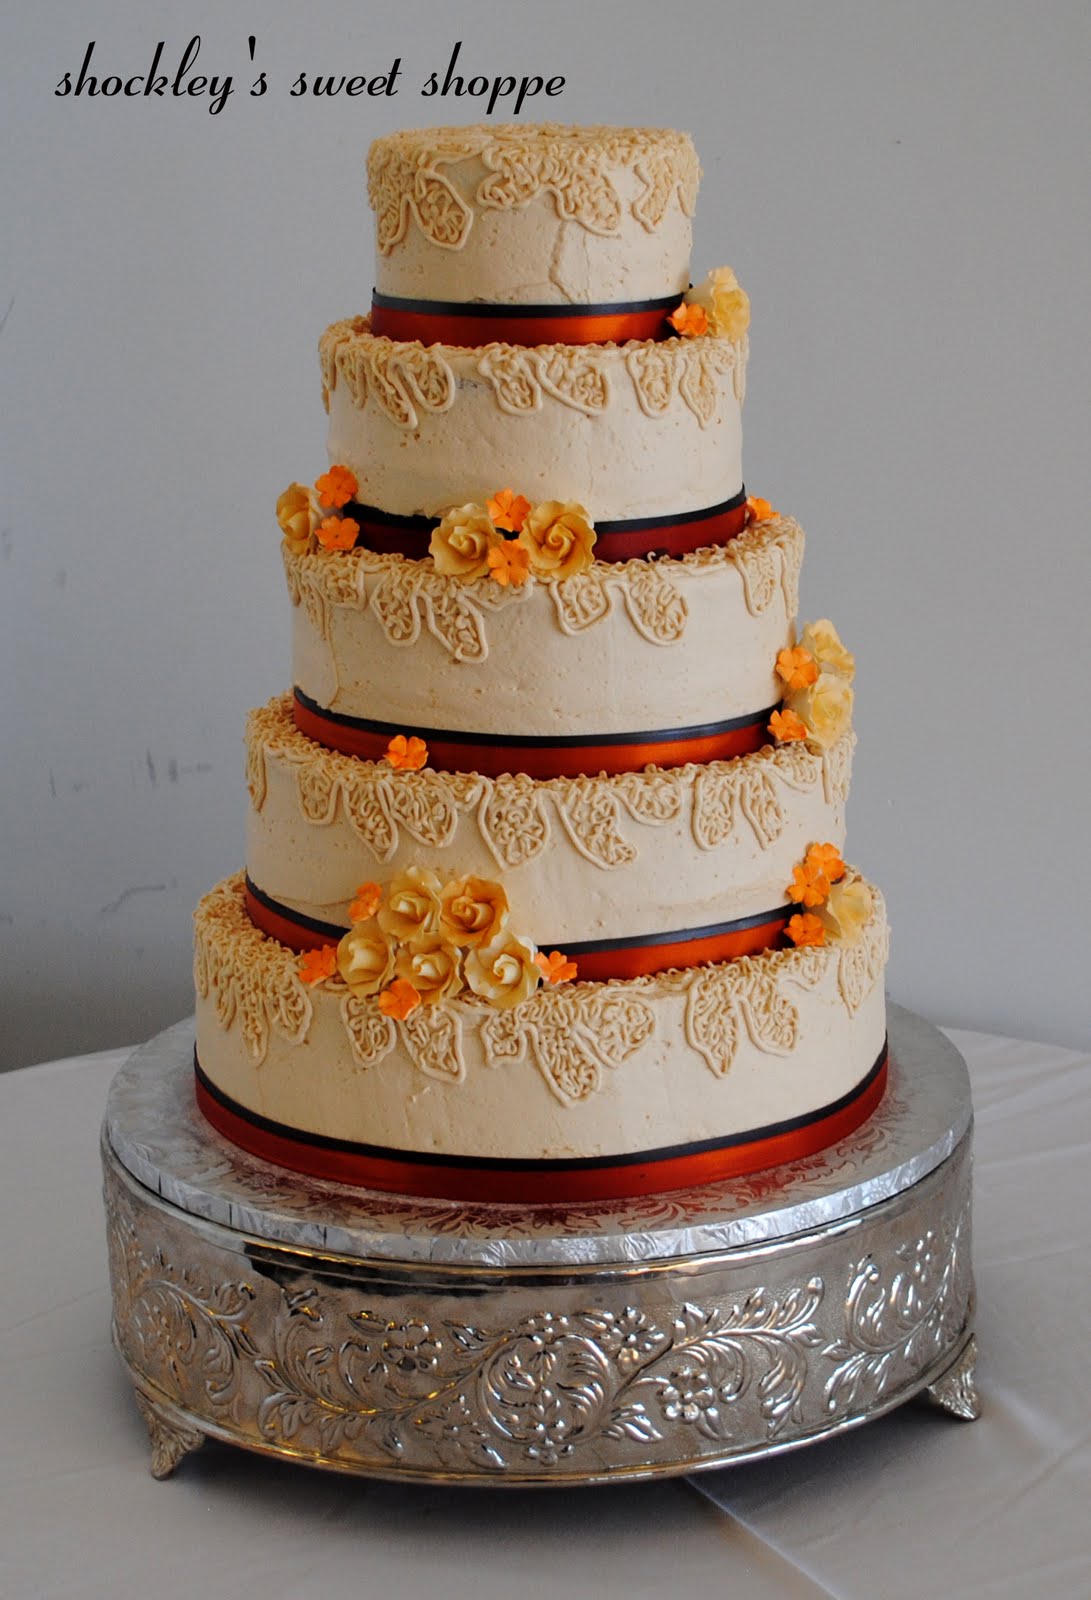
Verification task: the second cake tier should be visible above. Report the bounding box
[246,695,853,977]
[320,319,746,524]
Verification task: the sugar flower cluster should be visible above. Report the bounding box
[276,465,361,554]
[430,491,597,587]
[769,620,855,750]
[784,844,873,949]
[668,267,751,341]
[298,869,577,1017]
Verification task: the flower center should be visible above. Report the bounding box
[454,895,487,930]
[494,953,520,985]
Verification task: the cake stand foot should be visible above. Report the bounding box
[920,1333,981,1421]
[134,1388,206,1479]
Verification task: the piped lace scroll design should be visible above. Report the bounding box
[319,321,456,428]
[683,955,820,1079]
[284,518,802,664]
[480,987,656,1105]
[340,990,467,1086]
[319,319,747,432]
[246,696,849,871]
[193,878,312,1065]
[835,908,890,1017]
[690,736,852,854]
[367,126,699,255]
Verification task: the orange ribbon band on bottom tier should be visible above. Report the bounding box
[194,1050,889,1204]
[243,878,790,983]
[292,691,774,780]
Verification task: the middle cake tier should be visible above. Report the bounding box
[286,512,802,756]
[245,694,853,979]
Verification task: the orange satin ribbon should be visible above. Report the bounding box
[243,880,790,982]
[194,1054,889,1203]
[370,302,673,348]
[292,693,771,779]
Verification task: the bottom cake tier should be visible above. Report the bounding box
[193,873,889,1201]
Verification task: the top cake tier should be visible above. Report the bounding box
[367,124,698,316]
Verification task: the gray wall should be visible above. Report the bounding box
[3,0,1089,1067]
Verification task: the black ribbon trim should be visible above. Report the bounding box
[596,489,747,535]
[341,488,748,540]
[293,688,777,752]
[371,289,682,320]
[245,877,346,941]
[194,1045,888,1175]
[244,875,788,957]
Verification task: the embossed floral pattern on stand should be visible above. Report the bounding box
[105,1134,973,1480]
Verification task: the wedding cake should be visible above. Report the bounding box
[192,124,889,1203]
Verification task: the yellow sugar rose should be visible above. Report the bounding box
[464,932,542,1010]
[786,672,854,750]
[430,504,497,580]
[276,482,322,556]
[816,879,873,946]
[336,922,396,997]
[519,501,596,581]
[439,876,509,948]
[394,936,463,1006]
[377,867,443,942]
[687,267,751,341]
[798,619,855,683]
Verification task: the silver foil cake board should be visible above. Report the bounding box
[102,1001,979,1486]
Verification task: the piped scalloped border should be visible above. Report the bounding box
[283,515,803,661]
[319,316,748,427]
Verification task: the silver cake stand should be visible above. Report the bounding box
[101,1002,979,1485]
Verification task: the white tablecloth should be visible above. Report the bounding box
[2,1025,1088,1600]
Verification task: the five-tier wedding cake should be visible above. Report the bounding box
[192,124,889,1203]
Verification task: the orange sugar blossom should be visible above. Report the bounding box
[379,978,422,1020]
[385,734,429,772]
[746,495,775,524]
[317,515,359,552]
[787,861,830,908]
[775,645,819,692]
[787,843,847,908]
[487,488,531,533]
[786,913,826,948]
[314,465,359,509]
[769,708,808,743]
[535,950,578,985]
[298,945,339,985]
[805,842,846,884]
[668,301,708,338]
[349,882,383,923]
[487,538,531,588]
